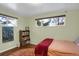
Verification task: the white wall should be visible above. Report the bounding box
[27,10,79,44]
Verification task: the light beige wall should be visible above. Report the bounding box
[28,10,79,44]
[0,9,28,53]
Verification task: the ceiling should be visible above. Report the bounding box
[0,3,79,17]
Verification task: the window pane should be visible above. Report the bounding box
[50,18,58,26]
[42,19,51,26]
[36,15,65,26]
[2,27,14,43]
[58,17,65,25]
[0,15,17,27]
[37,20,41,26]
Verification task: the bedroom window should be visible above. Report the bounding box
[35,15,66,27]
[0,14,17,27]
[0,13,17,43]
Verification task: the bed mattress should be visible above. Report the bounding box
[48,40,79,56]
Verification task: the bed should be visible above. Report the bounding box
[35,38,79,56]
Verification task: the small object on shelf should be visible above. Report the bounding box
[25,27,29,30]
[19,29,30,47]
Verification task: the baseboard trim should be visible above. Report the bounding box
[31,42,37,45]
[0,45,17,54]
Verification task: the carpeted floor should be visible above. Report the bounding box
[9,48,35,56]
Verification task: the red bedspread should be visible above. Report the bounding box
[35,38,53,56]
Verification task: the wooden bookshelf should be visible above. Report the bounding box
[19,29,30,47]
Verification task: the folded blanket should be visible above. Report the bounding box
[35,38,53,56]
